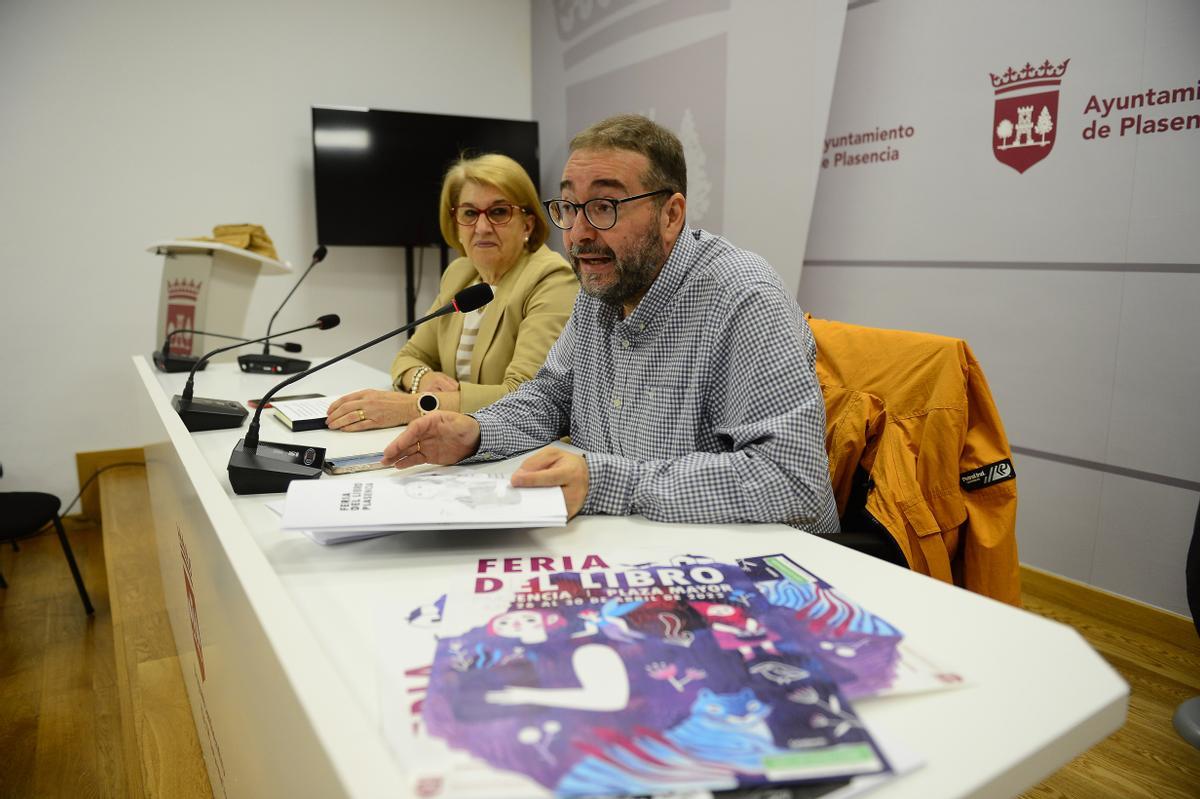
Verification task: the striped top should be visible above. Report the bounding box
[454,282,489,380]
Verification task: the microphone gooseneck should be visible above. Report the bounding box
[243,285,492,451]
[179,316,338,405]
[161,328,302,358]
[262,245,328,354]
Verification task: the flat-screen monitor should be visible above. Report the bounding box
[312,107,540,248]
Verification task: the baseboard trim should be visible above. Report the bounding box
[1020,564,1197,651]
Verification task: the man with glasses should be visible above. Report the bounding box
[382,114,839,535]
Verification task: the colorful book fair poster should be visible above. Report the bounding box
[420,558,890,797]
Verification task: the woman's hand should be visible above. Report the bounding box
[326,389,418,431]
[419,371,459,392]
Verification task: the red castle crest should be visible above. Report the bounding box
[990,58,1069,173]
[165,278,202,356]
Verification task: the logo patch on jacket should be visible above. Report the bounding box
[960,459,1015,491]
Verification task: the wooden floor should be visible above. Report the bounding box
[1016,568,1200,799]
[1,482,1198,797]
[0,516,125,798]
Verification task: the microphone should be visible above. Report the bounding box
[227,284,493,494]
[171,314,341,433]
[154,328,303,373]
[239,246,329,374]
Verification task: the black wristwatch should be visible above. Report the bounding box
[417,392,440,415]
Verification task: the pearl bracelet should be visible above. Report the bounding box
[409,366,431,394]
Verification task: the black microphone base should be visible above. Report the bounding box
[154,352,208,373]
[238,353,311,374]
[172,395,249,432]
[227,439,326,495]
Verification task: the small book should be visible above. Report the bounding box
[271,396,331,431]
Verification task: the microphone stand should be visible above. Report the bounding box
[172,317,338,432]
[228,287,492,495]
[154,329,302,373]
[239,246,328,374]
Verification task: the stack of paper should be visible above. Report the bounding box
[281,473,567,544]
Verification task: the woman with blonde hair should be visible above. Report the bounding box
[327,154,577,430]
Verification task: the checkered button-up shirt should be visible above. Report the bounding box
[469,226,840,535]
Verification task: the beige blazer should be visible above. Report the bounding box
[390,245,578,413]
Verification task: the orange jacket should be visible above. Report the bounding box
[809,317,1021,606]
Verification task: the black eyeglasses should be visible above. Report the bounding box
[543,189,671,231]
[451,204,526,227]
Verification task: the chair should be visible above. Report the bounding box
[809,316,1022,606]
[0,462,94,614]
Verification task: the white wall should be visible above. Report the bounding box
[0,0,532,503]
[530,0,845,294]
[800,0,1200,615]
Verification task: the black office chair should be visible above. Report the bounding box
[0,462,94,615]
[1172,497,1200,747]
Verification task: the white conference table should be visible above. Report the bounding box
[132,356,1127,799]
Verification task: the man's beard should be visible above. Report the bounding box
[569,225,665,308]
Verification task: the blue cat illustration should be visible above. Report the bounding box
[555,687,784,796]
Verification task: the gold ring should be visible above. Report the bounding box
[415,440,422,454]
[357,409,366,422]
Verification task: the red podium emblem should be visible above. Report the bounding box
[990,58,1069,174]
[165,279,202,355]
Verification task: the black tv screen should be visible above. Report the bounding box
[312,107,540,247]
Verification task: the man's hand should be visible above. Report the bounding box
[381,411,481,469]
[511,448,589,519]
[327,389,418,431]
